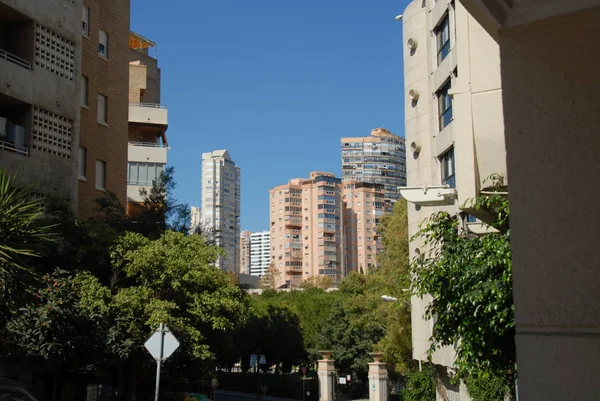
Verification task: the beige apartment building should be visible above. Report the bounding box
[400,0,507,399]
[0,0,82,206]
[342,181,386,274]
[126,31,168,218]
[78,0,130,219]
[453,0,600,399]
[270,172,344,288]
[239,230,252,275]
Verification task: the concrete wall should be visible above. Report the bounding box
[496,7,600,399]
[78,0,130,219]
[0,0,81,205]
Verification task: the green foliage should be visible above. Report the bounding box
[76,231,251,363]
[410,180,514,386]
[138,166,191,236]
[4,268,96,365]
[0,169,54,277]
[317,297,385,380]
[465,371,510,401]
[401,367,437,401]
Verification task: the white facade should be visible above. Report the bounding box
[201,150,241,273]
[401,0,507,399]
[190,206,201,234]
[249,231,270,278]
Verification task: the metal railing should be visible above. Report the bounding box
[128,141,165,148]
[0,48,31,70]
[130,102,167,109]
[0,140,29,156]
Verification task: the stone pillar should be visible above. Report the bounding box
[368,353,388,401]
[317,350,335,401]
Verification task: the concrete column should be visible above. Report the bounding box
[368,353,388,401]
[317,351,335,401]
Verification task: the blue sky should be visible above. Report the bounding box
[131,0,409,232]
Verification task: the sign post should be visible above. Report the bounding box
[145,324,180,401]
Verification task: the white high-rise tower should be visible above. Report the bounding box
[201,150,241,273]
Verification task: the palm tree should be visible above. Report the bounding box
[0,168,54,278]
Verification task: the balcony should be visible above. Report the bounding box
[128,141,167,164]
[129,103,168,126]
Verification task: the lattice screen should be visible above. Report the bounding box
[32,107,73,158]
[35,24,75,81]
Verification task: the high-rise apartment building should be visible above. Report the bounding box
[400,0,507,399]
[341,128,406,204]
[78,0,130,218]
[0,0,82,206]
[270,172,344,288]
[342,181,386,274]
[250,231,270,278]
[201,150,240,273]
[190,206,201,234]
[239,230,252,275]
[126,32,168,218]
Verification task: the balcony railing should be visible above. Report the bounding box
[0,48,31,70]
[128,141,165,148]
[0,139,28,156]
[131,102,167,109]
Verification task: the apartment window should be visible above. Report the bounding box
[437,80,453,130]
[128,162,164,186]
[82,6,90,36]
[440,147,455,188]
[78,147,87,179]
[97,94,107,124]
[98,29,108,57]
[81,75,88,106]
[435,15,451,65]
[95,160,106,190]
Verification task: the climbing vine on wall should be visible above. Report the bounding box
[409,174,515,394]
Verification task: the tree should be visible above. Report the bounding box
[0,169,55,326]
[409,177,514,391]
[4,268,97,366]
[75,231,251,400]
[299,275,333,290]
[138,166,190,236]
[401,366,437,401]
[315,297,385,381]
[0,169,54,278]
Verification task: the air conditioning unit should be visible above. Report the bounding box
[407,37,418,50]
[408,89,419,101]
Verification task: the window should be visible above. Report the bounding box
[82,6,90,36]
[81,75,88,106]
[440,147,455,188]
[78,147,87,179]
[435,15,451,65]
[98,29,108,57]
[127,162,165,186]
[95,160,106,190]
[97,94,107,124]
[437,80,453,130]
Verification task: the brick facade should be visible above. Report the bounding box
[78,0,130,219]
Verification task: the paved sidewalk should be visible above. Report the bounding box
[214,389,298,401]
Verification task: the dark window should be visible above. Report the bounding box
[435,15,451,65]
[440,147,455,188]
[437,80,453,130]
